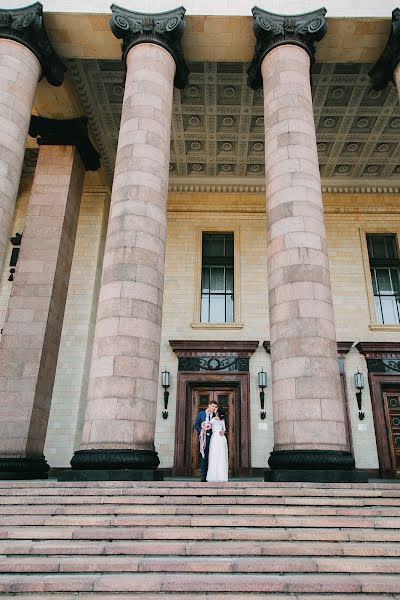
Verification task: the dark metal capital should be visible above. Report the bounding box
[29,115,101,171]
[110,4,189,89]
[0,2,65,87]
[247,6,327,90]
[369,8,400,90]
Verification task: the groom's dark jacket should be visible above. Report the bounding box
[194,411,214,441]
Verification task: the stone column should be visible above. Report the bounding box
[248,8,362,482]
[369,9,400,95]
[0,117,100,479]
[0,3,65,275]
[66,6,188,480]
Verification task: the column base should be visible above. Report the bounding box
[59,468,164,482]
[264,469,368,483]
[0,456,49,480]
[265,449,367,482]
[69,448,160,474]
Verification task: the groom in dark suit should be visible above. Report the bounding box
[194,399,218,482]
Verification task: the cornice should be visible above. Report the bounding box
[247,6,327,90]
[169,340,259,356]
[168,176,400,195]
[263,341,354,356]
[0,2,65,86]
[29,115,101,171]
[109,4,189,89]
[369,8,400,90]
[356,341,400,358]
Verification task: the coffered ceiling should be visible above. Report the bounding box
[65,58,400,186]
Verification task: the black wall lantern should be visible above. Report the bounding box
[9,232,22,282]
[258,369,267,420]
[161,370,171,419]
[354,370,365,420]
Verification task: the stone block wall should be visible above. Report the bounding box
[0,187,398,470]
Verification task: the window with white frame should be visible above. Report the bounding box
[200,233,234,323]
[367,233,400,325]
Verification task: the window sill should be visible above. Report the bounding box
[369,324,400,332]
[191,322,244,330]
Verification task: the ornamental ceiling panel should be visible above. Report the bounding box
[68,59,400,185]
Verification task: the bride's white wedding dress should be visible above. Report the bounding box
[206,418,228,482]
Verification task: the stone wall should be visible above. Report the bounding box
[0,188,398,470]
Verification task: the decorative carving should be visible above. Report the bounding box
[70,449,160,471]
[268,450,355,471]
[29,115,101,172]
[178,356,249,372]
[110,5,189,89]
[0,2,65,86]
[247,7,327,90]
[356,341,400,359]
[369,9,400,90]
[367,359,400,374]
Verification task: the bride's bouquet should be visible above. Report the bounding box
[199,421,212,458]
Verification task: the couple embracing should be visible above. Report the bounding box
[194,399,229,482]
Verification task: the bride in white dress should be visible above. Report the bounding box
[206,407,229,482]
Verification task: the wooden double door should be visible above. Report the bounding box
[382,390,400,477]
[191,387,235,477]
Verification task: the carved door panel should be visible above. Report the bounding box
[383,392,400,476]
[191,387,235,477]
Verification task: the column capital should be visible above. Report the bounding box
[29,115,101,171]
[369,8,400,90]
[0,2,65,87]
[110,4,189,89]
[247,6,327,90]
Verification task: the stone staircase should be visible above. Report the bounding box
[0,481,399,598]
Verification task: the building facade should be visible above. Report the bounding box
[0,0,399,481]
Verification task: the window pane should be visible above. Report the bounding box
[381,296,399,324]
[226,294,234,323]
[391,269,400,294]
[210,295,225,322]
[201,267,210,293]
[210,235,225,257]
[376,268,392,293]
[202,235,211,257]
[386,236,398,259]
[371,269,378,294]
[225,234,234,257]
[200,294,209,322]
[374,297,383,324]
[372,236,387,259]
[226,267,233,293]
[367,235,374,259]
[210,267,225,292]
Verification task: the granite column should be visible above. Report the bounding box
[0,3,65,275]
[0,117,100,478]
[67,7,188,480]
[249,8,361,481]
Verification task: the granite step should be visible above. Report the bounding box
[0,481,399,596]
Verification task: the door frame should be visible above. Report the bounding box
[173,371,251,476]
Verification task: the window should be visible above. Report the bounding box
[367,234,400,325]
[200,233,234,323]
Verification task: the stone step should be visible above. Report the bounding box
[1,573,400,594]
[10,594,400,600]
[2,504,400,517]
[1,514,399,528]
[2,525,400,542]
[1,539,400,557]
[0,492,400,511]
[0,555,400,574]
